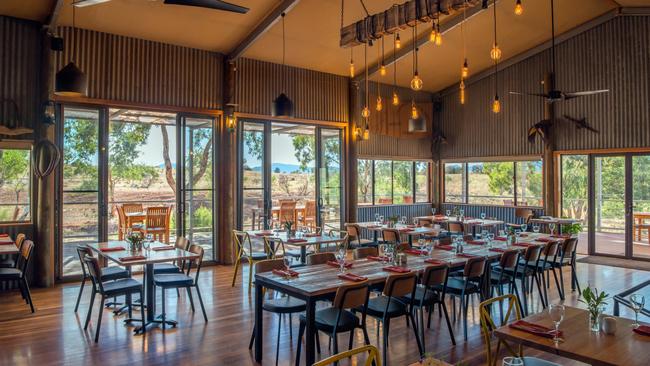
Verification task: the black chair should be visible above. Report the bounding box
[153,236,190,274]
[248,259,307,366]
[0,233,25,268]
[534,240,563,305]
[296,281,371,366]
[490,249,524,322]
[83,255,144,342]
[550,237,581,299]
[0,239,35,313]
[505,245,545,315]
[153,243,208,329]
[74,245,130,313]
[402,263,456,348]
[361,272,423,365]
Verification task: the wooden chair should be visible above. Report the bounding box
[0,233,26,268]
[306,252,336,266]
[0,239,35,313]
[279,200,297,224]
[353,247,378,260]
[506,208,534,230]
[535,240,563,305]
[122,203,145,228]
[480,294,560,366]
[301,200,317,229]
[447,221,464,234]
[320,229,349,253]
[345,223,374,248]
[144,206,172,244]
[231,230,275,290]
[312,345,381,366]
[490,250,524,320]
[506,245,545,315]
[417,218,434,227]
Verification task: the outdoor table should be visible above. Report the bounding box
[250,205,306,229]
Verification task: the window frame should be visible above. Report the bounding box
[358,157,431,206]
[442,157,544,208]
[0,141,33,224]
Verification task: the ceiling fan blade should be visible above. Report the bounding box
[563,89,609,99]
[509,91,550,98]
[164,0,249,14]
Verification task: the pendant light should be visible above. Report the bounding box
[515,0,524,15]
[408,100,427,132]
[395,32,401,49]
[460,80,466,105]
[461,2,469,79]
[349,48,355,78]
[272,13,294,117]
[490,2,502,61]
[361,42,370,119]
[491,2,501,113]
[410,24,423,91]
[55,5,87,97]
[430,18,442,46]
[391,33,399,106]
[379,38,387,76]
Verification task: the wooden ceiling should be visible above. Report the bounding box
[0,0,647,92]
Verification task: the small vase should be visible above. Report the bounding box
[589,307,604,332]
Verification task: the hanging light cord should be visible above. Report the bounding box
[71,5,76,63]
[493,0,497,47]
[364,42,369,128]
[462,1,467,61]
[358,0,370,17]
[493,2,498,97]
[281,13,287,93]
[393,33,397,86]
[550,0,556,75]
[412,24,417,74]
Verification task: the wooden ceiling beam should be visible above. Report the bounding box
[44,0,65,29]
[227,0,301,62]
[353,0,499,82]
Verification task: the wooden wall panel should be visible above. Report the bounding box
[53,27,223,110]
[233,58,349,122]
[437,15,650,158]
[0,16,42,133]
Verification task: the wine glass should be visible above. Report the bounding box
[418,238,425,251]
[515,230,522,243]
[533,224,541,233]
[425,240,433,257]
[413,217,419,226]
[502,357,524,366]
[630,294,645,328]
[445,209,451,217]
[379,215,385,225]
[480,212,486,220]
[549,223,556,235]
[379,243,387,262]
[401,216,407,225]
[481,229,489,240]
[459,209,465,217]
[498,229,506,238]
[548,304,565,344]
[374,213,380,225]
[283,256,292,281]
[431,208,437,216]
[521,223,528,233]
[487,233,495,248]
[335,248,347,273]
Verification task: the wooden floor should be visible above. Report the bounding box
[1,261,649,366]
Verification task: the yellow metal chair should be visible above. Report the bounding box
[231,230,275,290]
[313,345,381,366]
[479,294,524,366]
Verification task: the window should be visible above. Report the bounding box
[444,159,543,207]
[358,159,430,205]
[0,147,31,222]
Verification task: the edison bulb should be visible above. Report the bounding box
[429,28,437,43]
[362,129,370,140]
[492,95,501,114]
[435,32,442,46]
[459,80,466,105]
[395,33,401,49]
[376,96,383,111]
[515,0,523,15]
[392,91,399,106]
[461,59,469,78]
[411,103,419,119]
[410,72,423,91]
[361,106,370,118]
[490,44,502,61]
[349,61,355,78]
[379,64,387,76]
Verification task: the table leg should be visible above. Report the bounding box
[373,231,378,244]
[305,298,316,366]
[300,246,307,264]
[254,281,264,363]
[145,263,155,322]
[252,210,256,230]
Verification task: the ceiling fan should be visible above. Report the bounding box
[509,0,608,103]
[72,0,249,14]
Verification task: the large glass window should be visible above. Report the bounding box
[444,159,542,207]
[358,159,430,205]
[374,160,392,204]
[357,159,372,205]
[415,162,429,203]
[0,147,31,222]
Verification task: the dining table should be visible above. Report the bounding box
[529,217,581,235]
[355,222,445,245]
[494,306,650,366]
[0,234,18,255]
[253,232,555,365]
[414,215,505,236]
[250,205,307,230]
[87,241,199,332]
[248,230,345,264]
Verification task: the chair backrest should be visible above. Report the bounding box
[515,208,534,223]
[499,249,520,269]
[448,221,464,233]
[543,240,561,259]
[146,206,170,228]
[421,263,448,288]
[186,244,205,281]
[383,272,417,298]
[232,230,252,255]
[561,237,579,260]
[333,281,369,309]
[306,252,336,265]
[463,234,474,242]
[76,245,94,278]
[523,244,543,263]
[417,218,433,227]
[312,345,380,366]
[83,255,105,293]
[381,228,400,244]
[16,240,34,276]
[116,204,126,227]
[305,200,317,217]
[279,200,297,223]
[254,258,286,274]
[328,230,350,252]
[345,223,361,238]
[479,294,523,366]
[175,236,190,250]
[353,247,377,260]
[122,203,143,215]
[464,256,487,278]
[15,233,26,248]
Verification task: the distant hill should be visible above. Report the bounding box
[249,163,312,174]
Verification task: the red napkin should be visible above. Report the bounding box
[119,255,146,262]
[255,231,273,237]
[0,233,9,237]
[0,242,15,246]
[404,249,426,255]
[327,260,353,269]
[489,248,506,253]
[513,243,534,247]
[272,268,299,277]
[519,234,529,238]
[425,259,446,265]
[551,234,571,239]
[435,245,453,251]
[304,233,320,237]
[383,266,411,273]
[338,272,367,282]
[633,325,650,336]
[367,255,390,262]
[366,225,381,229]
[495,237,508,241]
[466,240,484,245]
[100,246,126,252]
[152,246,175,251]
[535,238,552,243]
[456,253,480,258]
[509,320,562,338]
[287,238,307,243]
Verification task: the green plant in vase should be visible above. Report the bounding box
[126,231,143,252]
[387,215,399,228]
[563,222,582,236]
[579,286,609,331]
[283,218,294,236]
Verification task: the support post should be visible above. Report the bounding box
[345,80,359,224]
[543,73,556,217]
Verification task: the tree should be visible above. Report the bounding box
[560,155,588,219]
[0,149,30,221]
[63,117,99,189]
[108,121,155,201]
[292,135,340,172]
[358,160,372,203]
[483,162,514,197]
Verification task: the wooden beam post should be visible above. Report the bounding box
[544,73,556,217]
[346,80,360,224]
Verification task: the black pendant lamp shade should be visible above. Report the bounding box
[55,61,87,97]
[272,92,294,117]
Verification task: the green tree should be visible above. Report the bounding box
[108,121,155,200]
[0,149,30,221]
[483,162,514,196]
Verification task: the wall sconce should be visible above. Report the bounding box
[226,114,237,132]
[43,101,55,125]
[354,126,362,139]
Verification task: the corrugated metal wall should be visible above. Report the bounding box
[0,16,42,132]
[357,203,432,239]
[440,203,545,226]
[234,58,349,122]
[53,27,223,110]
[437,15,650,158]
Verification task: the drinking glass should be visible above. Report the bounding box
[374,213,380,225]
[267,219,273,230]
[379,243,387,261]
[283,256,292,281]
[548,304,565,343]
[487,233,495,248]
[413,217,419,226]
[445,209,451,217]
[502,357,524,366]
[431,208,437,215]
[401,216,407,225]
[426,240,434,257]
[379,215,385,225]
[533,224,541,233]
[549,223,556,235]
[630,294,645,328]
[521,224,528,232]
[336,248,346,273]
[418,238,425,252]
[515,230,522,243]
[480,212,486,220]
[498,229,506,238]
[459,209,465,217]
[481,229,489,240]
[143,240,151,252]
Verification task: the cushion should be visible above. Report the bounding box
[154,262,182,274]
[250,252,270,261]
[102,278,142,296]
[101,266,130,281]
[263,296,306,314]
[300,307,360,333]
[154,273,193,287]
[401,285,440,306]
[434,278,479,294]
[362,296,409,318]
[0,267,22,279]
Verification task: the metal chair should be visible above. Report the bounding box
[74,245,130,313]
[551,237,581,299]
[345,223,375,248]
[153,236,191,274]
[312,345,381,366]
[506,245,546,315]
[0,233,25,268]
[231,230,274,290]
[0,239,35,313]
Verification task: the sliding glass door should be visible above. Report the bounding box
[318,128,343,230]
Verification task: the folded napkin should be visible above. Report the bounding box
[338,272,367,282]
[424,258,446,265]
[551,234,571,239]
[0,242,15,246]
[152,246,175,251]
[509,320,562,338]
[304,233,320,237]
[327,260,353,269]
[287,238,307,243]
[0,233,9,237]
[435,245,453,251]
[489,248,506,253]
[466,240,484,245]
[513,243,534,247]
[633,324,650,336]
[366,225,381,229]
[456,253,480,258]
[119,255,147,262]
[367,255,390,262]
[272,268,299,277]
[535,238,552,242]
[495,237,508,241]
[404,249,426,255]
[383,266,411,273]
[255,231,273,237]
[100,246,126,252]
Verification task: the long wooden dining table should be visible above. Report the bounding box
[87,241,199,332]
[494,306,650,366]
[254,232,558,365]
[0,235,18,255]
[355,222,444,244]
[248,230,346,263]
[413,215,505,235]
